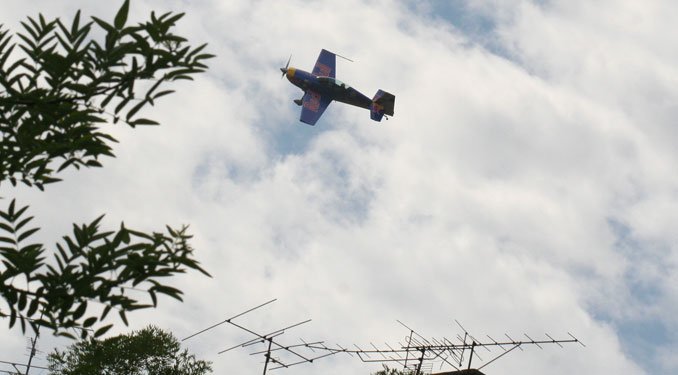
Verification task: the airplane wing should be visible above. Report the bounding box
[300,90,332,126]
[311,49,335,78]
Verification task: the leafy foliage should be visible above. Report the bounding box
[372,366,418,375]
[0,0,214,189]
[47,325,212,375]
[0,199,210,338]
[0,0,213,338]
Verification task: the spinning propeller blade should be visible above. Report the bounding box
[280,54,291,78]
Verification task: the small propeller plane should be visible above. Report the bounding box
[280,49,395,126]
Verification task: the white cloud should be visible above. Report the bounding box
[1,0,676,374]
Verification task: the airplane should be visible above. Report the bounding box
[279,49,395,126]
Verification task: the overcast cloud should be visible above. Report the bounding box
[1,1,676,374]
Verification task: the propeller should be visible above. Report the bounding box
[280,54,291,78]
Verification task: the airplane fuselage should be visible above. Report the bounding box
[280,49,394,125]
[285,68,372,110]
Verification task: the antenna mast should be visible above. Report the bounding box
[183,299,338,374]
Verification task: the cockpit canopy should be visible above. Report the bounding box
[317,76,350,89]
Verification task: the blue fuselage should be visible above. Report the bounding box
[285,68,372,109]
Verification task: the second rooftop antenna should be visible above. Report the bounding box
[213,300,339,374]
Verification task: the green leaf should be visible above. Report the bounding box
[164,12,185,26]
[154,285,183,301]
[114,96,131,114]
[42,176,62,185]
[114,0,130,29]
[26,298,40,317]
[71,10,81,37]
[152,89,174,100]
[129,118,159,126]
[8,199,16,217]
[15,216,34,232]
[94,324,113,337]
[82,316,97,327]
[125,99,146,122]
[119,310,128,325]
[13,205,29,221]
[0,44,16,68]
[57,158,78,172]
[100,89,117,108]
[18,227,40,242]
[0,222,13,232]
[193,53,216,61]
[0,236,17,245]
[91,16,114,34]
[186,43,207,59]
[149,289,157,307]
[18,292,27,311]
[100,305,112,320]
[145,78,164,99]
[0,37,13,60]
[9,309,16,328]
[73,301,87,320]
[19,20,39,42]
[57,331,75,339]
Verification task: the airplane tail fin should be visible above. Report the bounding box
[370,89,395,122]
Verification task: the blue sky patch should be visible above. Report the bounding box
[604,217,675,373]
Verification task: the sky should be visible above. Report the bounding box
[1,0,677,374]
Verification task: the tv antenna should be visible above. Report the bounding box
[304,319,585,374]
[182,299,338,374]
